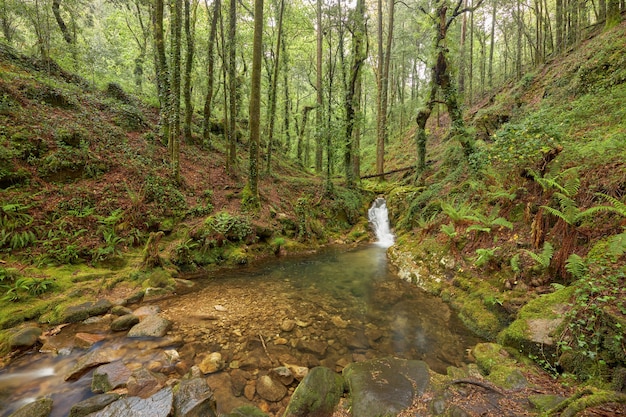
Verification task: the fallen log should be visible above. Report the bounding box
[360,166,415,179]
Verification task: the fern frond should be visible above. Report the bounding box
[440,223,457,238]
[608,232,626,259]
[510,253,521,273]
[595,193,626,217]
[491,217,514,230]
[467,225,491,233]
[565,254,587,279]
[524,242,554,269]
[541,205,572,224]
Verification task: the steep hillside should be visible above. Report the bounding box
[0,44,370,333]
[383,21,626,386]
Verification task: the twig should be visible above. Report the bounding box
[259,334,274,364]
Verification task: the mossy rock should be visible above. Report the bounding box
[284,366,345,417]
[225,406,269,417]
[50,298,113,325]
[472,343,528,389]
[8,397,53,417]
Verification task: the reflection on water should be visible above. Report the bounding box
[0,244,481,417]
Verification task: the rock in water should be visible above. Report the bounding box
[68,394,120,417]
[173,377,218,417]
[84,387,173,417]
[56,299,112,324]
[110,314,140,332]
[255,375,287,402]
[91,362,132,393]
[342,357,430,417]
[225,406,270,417]
[127,315,172,338]
[7,397,53,417]
[283,366,344,417]
[9,326,42,349]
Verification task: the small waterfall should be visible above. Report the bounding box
[368,197,395,248]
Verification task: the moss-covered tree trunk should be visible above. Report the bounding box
[202,0,220,146]
[247,0,263,205]
[168,0,182,183]
[153,0,170,142]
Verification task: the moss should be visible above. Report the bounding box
[472,343,529,389]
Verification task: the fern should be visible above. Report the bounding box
[565,254,587,279]
[607,232,626,259]
[595,193,626,217]
[440,223,457,238]
[491,217,514,230]
[467,225,491,233]
[474,247,500,268]
[440,201,481,224]
[524,241,554,270]
[510,253,521,273]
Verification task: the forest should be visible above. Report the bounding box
[1,0,626,416]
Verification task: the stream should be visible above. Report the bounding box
[0,202,483,416]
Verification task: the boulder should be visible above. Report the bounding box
[342,357,430,417]
[127,315,172,338]
[56,299,113,324]
[127,368,167,398]
[283,366,344,417]
[296,339,327,356]
[84,387,173,417]
[110,314,140,332]
[8,397,53,417]
[111,306,133,316]
[133,305,162,318]
[256,375,287,402]
[92,362,132,393]
[68,393,120,417]
[65,349,123,381]
[9,326,42,349]
[173,377,218,417]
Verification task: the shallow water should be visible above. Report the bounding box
[0,244,482,416]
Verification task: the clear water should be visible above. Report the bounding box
[368,197,395,248]
[0,245,482,416]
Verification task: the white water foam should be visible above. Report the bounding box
[368,197,395,248]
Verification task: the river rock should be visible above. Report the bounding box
[198,352,224,374]
[84,387,173,417]
[92,361,132,392]
[296,339,327,356]
[133,305,161,318]
[9,326,42,349]
[283,366,344,417]
[270,366,294,385]
[280,319,295,332]
[225,406,270,416]
[8,397,53,417]
[331,316,348,329]
[285,364,309,381]
[127,315,172,338]
[206,372,254,414]
[173,377,217,417]
[127,368,167,398]
[74,333,106,349]
[65,348,123,381]
[342,357,430,417]
[110,314,140,331]
[68,393,120,417]
[56,299,113,324]
[111,305,133,316]
[256,375,287,402]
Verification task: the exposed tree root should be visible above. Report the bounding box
[559,391,626,417]
[449,378,505,396]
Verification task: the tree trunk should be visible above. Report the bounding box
[315,0,323,173]
[153,0,170,141]
[52,0,73,44]
[247,0,264,204]
[297,106,315,165]
[169,0,183,183]
[227,0,237,171]
[606,0,621,27]
[183,0,195,144]
[282,37,292,153]
[344,0,366,187]
[266,0,285,175]
[376,0,395,180]
[202,0,220,146]
[488,0,496,89]
[556,0,564,52]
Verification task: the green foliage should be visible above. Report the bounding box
[0,267,55,302]
[487,117,561,169]
[328,187,364,227]
[172,238,199,267]
[204,212,252,243]
[441,201,481,224]
[565,254,587,279]
[0,202,36,251]
[523,241,554,271]
[440,223,457,238]
[144,175,188,216]
[474,247,500,268]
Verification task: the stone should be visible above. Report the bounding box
[84,387,173,417]
[127,315,172,338]
[143,287,173,301]
[173,377,218,417]
[256,375,287,402]
[342,357,430,417]
[280,319,295,332]
[92,362,132,393]
[9,326,42,349]
[528,394,567,412]
[243,384,256,401]
[56,299,112,324]
[111,306,133,316]
[198,352,224,374]
[127,368,167,398]
[285,364,309,381]
[7,397,53,417]
[65,349,123,381]
[225,406,270,417]
[270,366,294,386]
[68,393,120,417]
[283,366,344,417]
[110,314,140,332]
[331,316,348,329]
[296,340,327,356]
[74,333,106,349]
[214,305,228,312]
[274,337,288,345]
[133,305,162,318]
[206,372,254,415]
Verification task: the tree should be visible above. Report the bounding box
[227,0,237,171]
[247,0,264,205]
[344,0,367,187]
[183,0,197,143]
[606,0,622,28]
[168,0,183,182]
[375,0,395,180]
[201,0,221,146]
[315,0,323,173]
[153,0,170,141]
[52,0,73,44]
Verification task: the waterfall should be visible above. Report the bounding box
[368,197,395,248]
